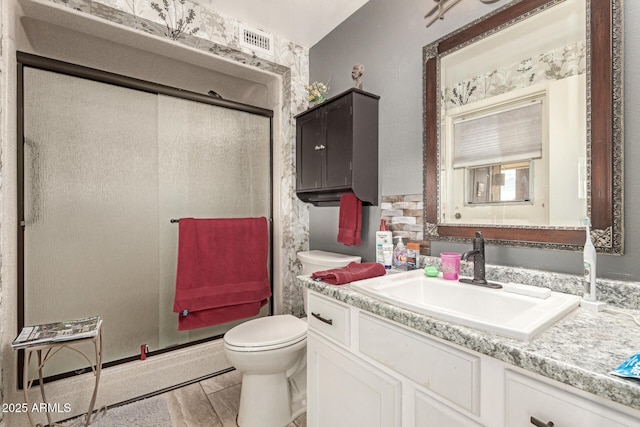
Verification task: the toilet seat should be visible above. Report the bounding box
[224,315,307,352]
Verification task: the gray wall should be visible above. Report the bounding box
[308,0,639,281]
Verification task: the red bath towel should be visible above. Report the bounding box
[173,217,271,330]
[337,193,362,246]
[311,262,387,285]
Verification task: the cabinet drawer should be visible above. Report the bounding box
[308,292,350,346]
[505,370,640,427]
[359,313,480,414]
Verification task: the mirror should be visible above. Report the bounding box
[423,0,623,254]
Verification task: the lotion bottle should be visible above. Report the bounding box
[375,219,393,268]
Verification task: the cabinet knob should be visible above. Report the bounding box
[530,416,554,427]
[314,144,326,151]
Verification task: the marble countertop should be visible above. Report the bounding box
[297,272,640,412]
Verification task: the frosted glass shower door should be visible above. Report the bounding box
[157,95,272,347]
[21,66,272,379]
[23,68,161,375]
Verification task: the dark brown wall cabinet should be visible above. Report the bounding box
[295,88,379,206]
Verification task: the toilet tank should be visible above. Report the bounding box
[297,250,362,275]
[297,250,362,315]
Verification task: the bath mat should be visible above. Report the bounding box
[61,395,173,427]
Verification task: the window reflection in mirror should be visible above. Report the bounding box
[466,161,531,205]
[439,0,586,228]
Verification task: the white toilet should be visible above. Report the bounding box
[223,250,361,427]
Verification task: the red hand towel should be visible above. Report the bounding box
[173,217,271,330]
[311,262,387,285]
[337,193,362,246]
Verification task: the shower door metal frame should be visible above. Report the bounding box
[16,51,274,386]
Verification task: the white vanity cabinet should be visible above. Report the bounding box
[306,290,640,427]
[307,291,486,427]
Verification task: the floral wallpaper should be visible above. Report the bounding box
[443,40,586,108]
[42,0,311,315]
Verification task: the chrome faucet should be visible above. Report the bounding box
[459,231,502,289]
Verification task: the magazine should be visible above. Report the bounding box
[12,316,102,349]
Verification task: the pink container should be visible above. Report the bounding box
[441,252,462,280]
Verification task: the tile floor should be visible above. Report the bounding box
[160,369,306,427]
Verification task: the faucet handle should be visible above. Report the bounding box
[473,231,485,252]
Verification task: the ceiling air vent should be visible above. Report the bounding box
[239,24,274,56]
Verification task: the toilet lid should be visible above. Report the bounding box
[224,315,307,349]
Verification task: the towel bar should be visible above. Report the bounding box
[170,218,272,223]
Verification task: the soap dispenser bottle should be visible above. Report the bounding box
[393,237,407,270]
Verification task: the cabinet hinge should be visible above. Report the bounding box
[350,106,353,115]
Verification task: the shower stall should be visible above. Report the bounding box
[17,52,273,380]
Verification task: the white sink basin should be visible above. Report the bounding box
[350,269,580,341]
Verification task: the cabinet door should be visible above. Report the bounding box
[307,332,401,427]
[324,99,353,189]
[296,110,324,190]
[505,370,640,427]
[415,389,483,427]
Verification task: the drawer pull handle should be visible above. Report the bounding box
[311,312,333,325]
[530,416,554,427]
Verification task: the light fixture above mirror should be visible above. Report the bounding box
[422,0,623,254]
[425,0,502,28]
